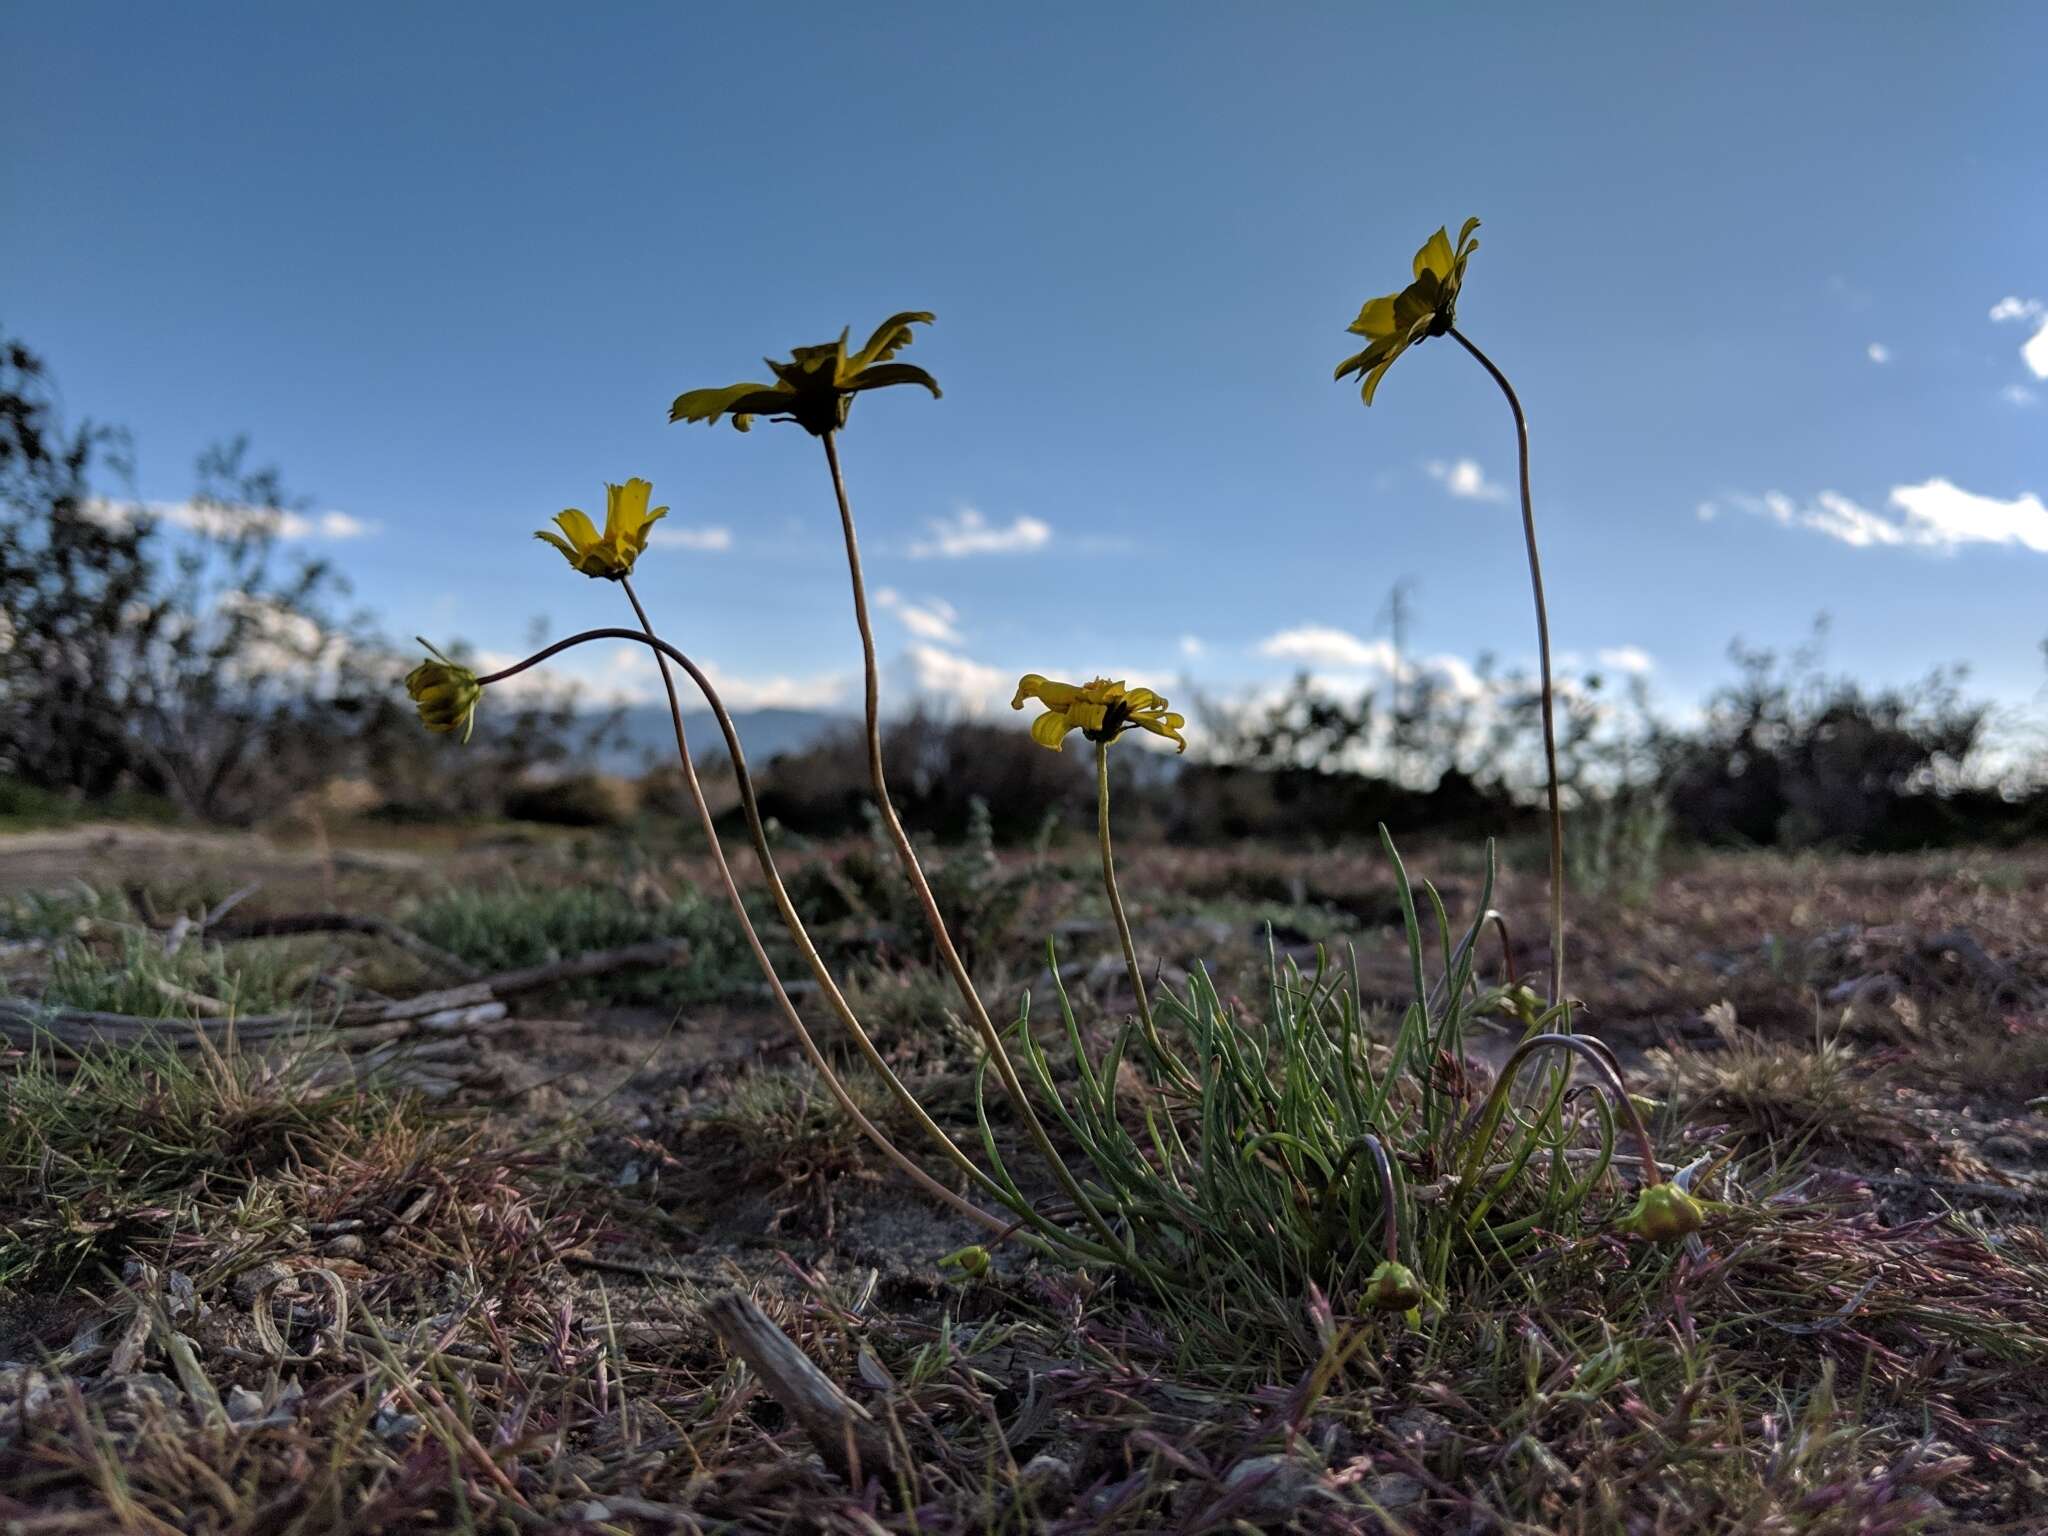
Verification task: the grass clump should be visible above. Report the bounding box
[0,1035,408,1290]
[406,878,758,1003]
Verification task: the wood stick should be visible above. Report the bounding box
[0,938,689,1050]
[701,1291,891,1488]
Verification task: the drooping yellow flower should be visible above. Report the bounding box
[534,478,669,579]
[404,641,482,743]
[670,311,941,436]
[1334,218,1481,405]
[1011,674,1187,754]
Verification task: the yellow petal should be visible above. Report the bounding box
[1028,709,1074,751]
[534,529,580,563]
[1413,227,1454,282]
[553,508,601,551]
[1013,673,1083,710]
[606,478,654,537]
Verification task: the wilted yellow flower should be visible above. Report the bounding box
[1011,675,1187,754]
[404,642,481,743]
[1334,218,1481,405]
[1618,1181,1705,1244]
[1361,1259,1424,1313]
[669,311,941,436]
[534,478,669,579]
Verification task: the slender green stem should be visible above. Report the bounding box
[1094,739,1186,1081]
[1448,326,1565,1013]
[1359,1132,1400,1258]
[1095,740,1152,1030]
[818,431,1127,1257]
[1453,1032,1659,1197]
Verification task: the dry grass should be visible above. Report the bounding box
[3,833,2047,1531]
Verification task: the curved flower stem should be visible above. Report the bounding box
[548,598,1008,1241]
[1453,1031,1660,1199]
[1359,1132,1400,1258]
[1448,326,1565,1013]
[818,431,1127,1256]
[1094,740,1186,1083]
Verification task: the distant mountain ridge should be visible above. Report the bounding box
[594,705,851,774]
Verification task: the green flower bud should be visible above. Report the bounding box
[939,1244,990,1281]
[1620,1182,1705,1244]
[1362,1259,1423,1313]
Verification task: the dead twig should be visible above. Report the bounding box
[701,1290,892,1489]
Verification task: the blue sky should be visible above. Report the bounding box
[7,4,2045,742]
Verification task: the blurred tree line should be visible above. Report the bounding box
[0,329,606,825]
[5,327,2042,851]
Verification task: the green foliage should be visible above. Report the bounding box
[406,880,758,1004]
[975,835,1649,1368]
[37,925,312,1018]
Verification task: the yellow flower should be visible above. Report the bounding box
[534,478,669,579]
[669,311,941,436]
[1334,218,1481,405]
[1617,1181,1705,1244]
[1011,674,1187,754]
[404,641,481,743]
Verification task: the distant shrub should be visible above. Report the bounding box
[503,772,638,828]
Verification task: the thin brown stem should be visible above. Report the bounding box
[614,580,1006,1236]
[820,431,1125,1254]
[1448,326,1565,1012]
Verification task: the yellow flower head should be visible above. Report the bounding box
[1335,218,1481,405]
[670,311,941,436]
[1617,1181,1705,1244]
[1361,1259,1424,1313]
[535,478,669,580]
[1011,674,1187,754]
[404,641,482,743]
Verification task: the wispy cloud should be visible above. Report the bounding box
[905,644,1008,712]
[646,525,733,551]
[876,588,963,645]
[1424,458,1507,502]
[1705,481,2048,556]
[1178,634,1206,659]
[1989,296,2048,380]
[1257,624,1396,671]
[85,498,375,540]
[1865,342,1891,364]
[1598,645,1654,675]
[909,507,1051,558]
[2003,383,2040,408]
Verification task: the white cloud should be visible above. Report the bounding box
[905,644,1008,713]
[1178,634,1206,659]
[1865,343,1891,364]
[1596,645,1654,675]
[909,507,1051,558]
[2026,322,2048,381]
[1888,478,2048,554]
[1988,297,2048,380]
[1710,481,2048,556]
[2003,383,2040,407]
[1424,458,1507,503]
[875,588,962,645]
[1257,625,1397,671]
[83,498,375,541]
[646,525,733,551]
